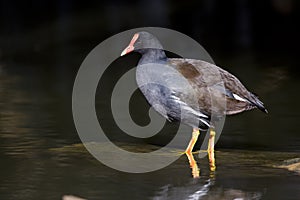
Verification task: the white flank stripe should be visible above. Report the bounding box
[199,118,210,127]
[183,106,208,118]
[171,95,208,118]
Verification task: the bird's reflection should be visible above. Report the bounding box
[185,151,200,178]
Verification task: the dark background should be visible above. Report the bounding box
[0,0,299,151]
[1,0,299,62]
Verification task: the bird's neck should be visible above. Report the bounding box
[138,48,167,65]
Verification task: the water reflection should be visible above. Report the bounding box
[152,178,213,200]
[152,178,263,200]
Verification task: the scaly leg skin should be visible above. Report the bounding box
[208,129,216,172]
[185,128,200,178]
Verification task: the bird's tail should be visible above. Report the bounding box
[248,93,268,113]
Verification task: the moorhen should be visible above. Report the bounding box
[121,31,267,178]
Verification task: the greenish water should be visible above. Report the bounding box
[0,54,299,200]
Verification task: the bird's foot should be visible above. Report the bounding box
[178,150,202,155]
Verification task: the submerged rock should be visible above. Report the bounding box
[62,195,86,200]
[276,158,300,174]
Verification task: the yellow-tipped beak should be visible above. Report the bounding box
[121,46,134,56]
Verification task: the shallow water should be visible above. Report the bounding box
[0,52,300,200]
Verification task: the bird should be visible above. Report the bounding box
[121,31,267,178]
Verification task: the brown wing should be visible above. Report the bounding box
[168,58,266,115]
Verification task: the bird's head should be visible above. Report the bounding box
[121,31,163,56]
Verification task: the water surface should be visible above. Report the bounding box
[0,53,299,200]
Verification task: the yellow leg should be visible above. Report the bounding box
[185,128,200,153]
[185,128,200,178]
[208,129,216,171]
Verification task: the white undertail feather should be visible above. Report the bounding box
[232,93,248,102]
